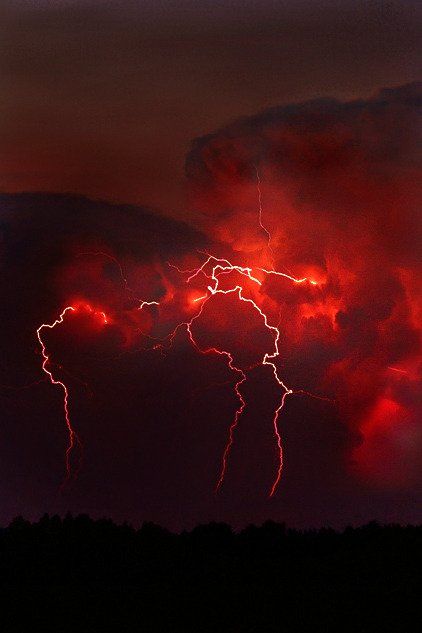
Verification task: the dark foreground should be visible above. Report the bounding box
[1,516,420,632]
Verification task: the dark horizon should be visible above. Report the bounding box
[2,514,419,632]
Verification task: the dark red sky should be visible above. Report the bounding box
[0,1,421,530]
[1,0,421,213]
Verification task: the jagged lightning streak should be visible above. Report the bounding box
[36,249,160,486]
[168,253,319,496]
[36,304,108,484]
[38,245,319,495]
[36,306,78,483]
[185,298,247,494]
[152,286,247,493]
[254,165,301,278]
[255,165,272,253]
[138,300,160,310]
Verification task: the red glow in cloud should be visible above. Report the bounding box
[185,83,422,489]
[353,397,421,488]
[37,246,325,494]
[162,253,303,496]
[30,84,421,497]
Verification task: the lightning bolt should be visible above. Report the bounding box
[36,304,108,485]
[166,252,320,496]
[138,301,160,310]
[36,306,78,484]
[255,165,272,253]
[37,210,323,495]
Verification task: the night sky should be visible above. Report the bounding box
[1,0,421,530]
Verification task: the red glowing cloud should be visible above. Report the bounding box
[1,85,420,528]
[185,82,422,488]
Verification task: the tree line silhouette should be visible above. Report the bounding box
[1,515,420,632]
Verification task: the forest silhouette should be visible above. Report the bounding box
[1,514,420,632]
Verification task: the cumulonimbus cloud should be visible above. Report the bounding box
[186,82,422,488]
